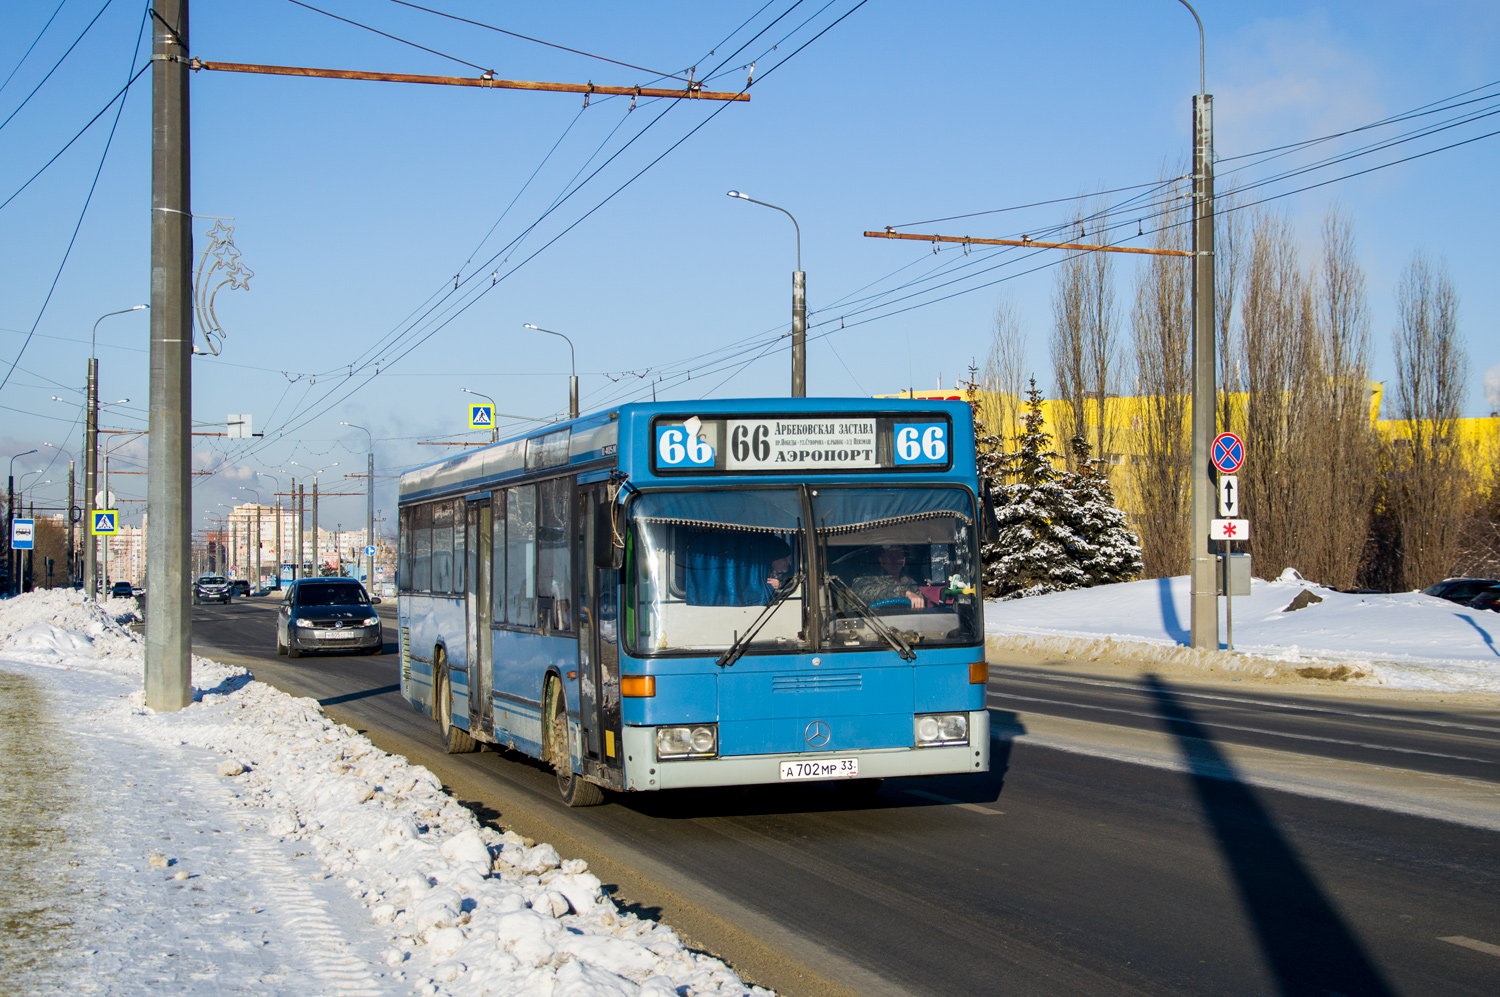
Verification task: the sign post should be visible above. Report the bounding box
[1210,432,1247,652]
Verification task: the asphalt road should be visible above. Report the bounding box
[191,598,1500,997]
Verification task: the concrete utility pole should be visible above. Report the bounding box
[1181,0,1219,650]
[297,482,305,577]
[144,0,192,711]
[311,479,319,575]
[341,423,376,588]
[84,353,98,596]
[521,326,580,418]
[727,191,806,396]
[66,460,75,583]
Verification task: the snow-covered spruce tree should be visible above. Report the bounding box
[984,379,1090,598]
[1062,435,1144,585]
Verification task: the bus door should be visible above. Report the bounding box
[466,497,493,737]
[578,484,624,788]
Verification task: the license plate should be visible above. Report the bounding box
[320,629,358,639]
[779,757,859,781]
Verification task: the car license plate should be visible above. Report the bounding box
[321,629,358,639]
[779,757,858,781]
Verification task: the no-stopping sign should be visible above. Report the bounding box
[1212,432,1245,474]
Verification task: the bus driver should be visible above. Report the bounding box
[852,545,926,610]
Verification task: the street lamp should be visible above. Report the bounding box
[518,327,580,419]
[340,422,376,588]
[86,306,147,602]
[290,460,338,576]
[255,472,284,588]
[727,190,806,396]
[1174,0,1219,650]
[239,486,264,589]
[44,442,79,583]
[458,388,499,443]
[8,449,38,597]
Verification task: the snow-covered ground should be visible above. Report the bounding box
[0,590,769,997]
[986,571,1500,694]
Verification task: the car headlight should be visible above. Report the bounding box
[914,712,969,747]
[295,618,316,628]
[656,724,718,760]
[362,617,380,627]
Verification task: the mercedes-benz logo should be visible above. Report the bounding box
[804,720,831,748]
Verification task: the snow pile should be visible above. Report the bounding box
[146,686,765,996]
[986,572,1500,692]
[0,591,771,996]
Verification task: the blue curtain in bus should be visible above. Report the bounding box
[812,487,974,534]
[631,489,802,533]
[684,531,791,607]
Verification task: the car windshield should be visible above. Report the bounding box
[200,576,226,585]
[625,486,981,656]
[297,582,369,607]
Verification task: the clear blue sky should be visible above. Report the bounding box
[2,0,1497,539]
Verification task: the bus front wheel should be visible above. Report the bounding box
[548,681,604,807]
[435,649,478,754]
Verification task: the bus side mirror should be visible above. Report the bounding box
[980,478,999,544]
[594,501,623,570]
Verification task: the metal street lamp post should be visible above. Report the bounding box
[239,487,262,589]
[86,306,147,601]
[340,422,375,588]
[520,326,579,418]
[8,449,37,596]
[726,191,806,397]
[256,472,282,588]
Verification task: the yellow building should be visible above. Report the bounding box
[879,385,1500,518]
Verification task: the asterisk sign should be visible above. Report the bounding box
[1223,522,1239,538]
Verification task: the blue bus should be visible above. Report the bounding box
[397,399,992,805]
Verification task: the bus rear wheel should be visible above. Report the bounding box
[435,650,478,754]
[548,682,604,807]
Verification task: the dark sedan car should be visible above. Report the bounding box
[230,579,251,597]
[1423,577,1500,606]
[193,575,231,605]
[277,577,383,658]
[1469,586,1500,613]
[109,581,135,599]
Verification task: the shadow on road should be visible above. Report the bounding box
[318,683,403,707]
[1144,674,1394,996]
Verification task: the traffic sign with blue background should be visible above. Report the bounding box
[1211,432,1245,474]
[91,510,118,535]
[10,518,34,549]
[469,403,494,429]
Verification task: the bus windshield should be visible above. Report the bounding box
[626,486,980,656]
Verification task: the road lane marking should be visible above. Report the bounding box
[987,691,1493,765]
[902,789,1004,815]
[988,666,1500,735]
[1440,935,1500,958]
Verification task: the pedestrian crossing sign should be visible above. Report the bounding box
[92,510,118,535]
[470,403,494,429]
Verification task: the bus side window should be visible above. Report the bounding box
[506,485,537,627]
[537,477,574,632]
[398,507,412,592]
[431,501,455,593]
[412,503,433,592]
[491,491,507,623]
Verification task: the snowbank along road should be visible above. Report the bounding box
[189,596,1500,997]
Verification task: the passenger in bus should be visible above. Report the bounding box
[852,544,926,609]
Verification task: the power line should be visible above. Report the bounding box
[384,0,692,83]
[0,0,69,98]
[0,10,146,397]
[0,0,114,135]
[282,0,494,75]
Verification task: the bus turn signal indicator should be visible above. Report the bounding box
[970,661,989,685]
[622,675,656,698]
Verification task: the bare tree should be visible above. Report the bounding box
[1128,193,1192,578]
[1388,252,1469,589]
[1215,188,1245,431]
[1300,208,1378,588]
[1240,211,1317,579]
[979,296,1026,449]
[1051,202,1120,469]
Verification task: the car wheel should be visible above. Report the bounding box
[548,680,604,807]
[435,650,478,754]
[287,638,301,659]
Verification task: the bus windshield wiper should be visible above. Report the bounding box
[716,572,803,669]
[827,575,917,662]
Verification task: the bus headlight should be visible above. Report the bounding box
[914,713,968,747]
[656,724,718,759]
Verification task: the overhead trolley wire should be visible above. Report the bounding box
[0,0,70,98]
[384,0,693,83]
[0,0,114,135]
[282,0,495,74]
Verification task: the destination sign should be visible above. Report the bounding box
[726,418,877,470]
[650,413,951,474]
